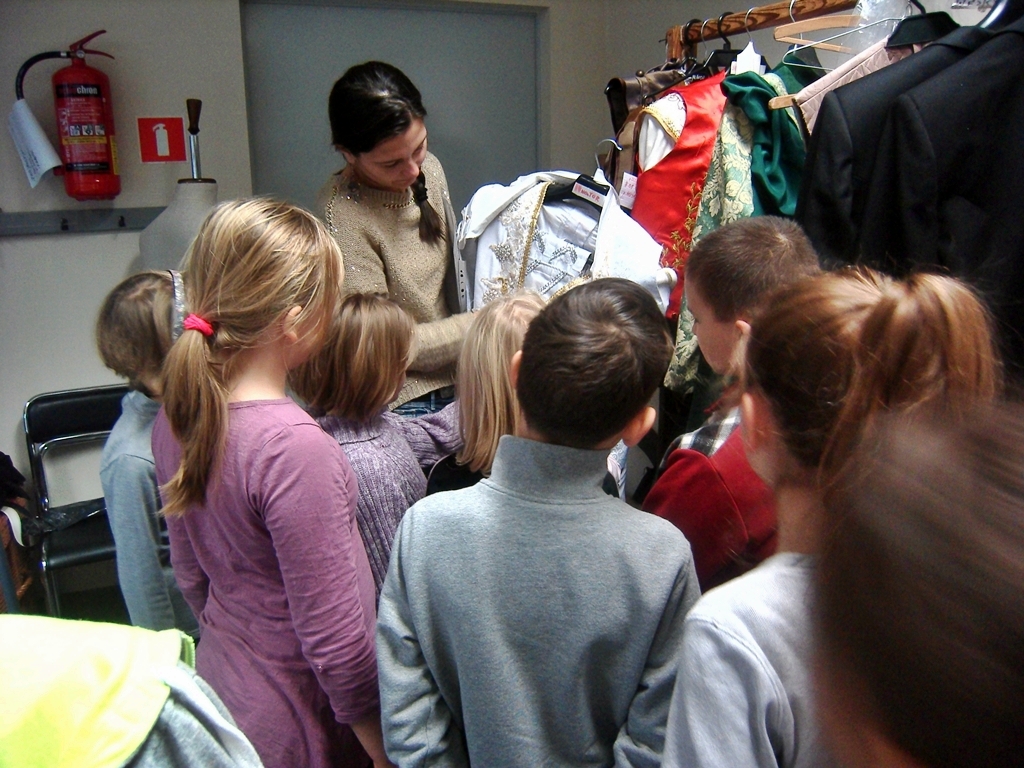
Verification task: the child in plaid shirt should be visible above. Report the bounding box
[644,217,819,590]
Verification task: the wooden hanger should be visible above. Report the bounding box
[772,0,855,52]
[774,13,860,37]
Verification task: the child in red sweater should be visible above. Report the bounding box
[644,216,819,590]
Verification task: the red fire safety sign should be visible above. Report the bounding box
[137,117,187,163]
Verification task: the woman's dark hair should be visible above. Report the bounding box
[328,61,443,244]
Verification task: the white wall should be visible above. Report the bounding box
[0,0,251,475]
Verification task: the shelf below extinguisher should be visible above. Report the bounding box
[0,207,164,238]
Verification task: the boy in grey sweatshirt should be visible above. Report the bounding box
[377,278,700,767]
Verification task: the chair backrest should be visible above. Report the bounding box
[23,385,129,515]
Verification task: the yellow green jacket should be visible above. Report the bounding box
[0,615,193,768]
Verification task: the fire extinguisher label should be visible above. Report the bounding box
[56,81,113,170]
[55,83,102,98]
[64,161,112,172]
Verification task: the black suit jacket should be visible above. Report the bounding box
[859,21,1024,371]
[796,25,995,266]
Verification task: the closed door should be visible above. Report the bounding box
[241,1,539,213]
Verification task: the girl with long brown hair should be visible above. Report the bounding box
[661,269,1001,768]
[290,292,462,600]
[152,199,389,768]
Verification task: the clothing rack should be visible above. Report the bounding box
[666,0,859,59]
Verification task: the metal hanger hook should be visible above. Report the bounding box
[744,7,756,43]
[683,18,702,50]
[699,18,712,54]
[594,137,622,175]
[717,12,734,49]
[789,0,798,23]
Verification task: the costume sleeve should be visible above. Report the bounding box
[386,402,463,469]
[257,425,379,724]
[870,92,940,272]
[377,516,470,767]
[101,453,177,631]
[661,615,788,768]
[795,92,859,267]
[166,514,209,621]
[643,447,748,590]
[612,555,701,768]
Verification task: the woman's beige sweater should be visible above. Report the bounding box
[318,152,472,406]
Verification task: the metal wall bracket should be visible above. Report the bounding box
[0,207,165,237]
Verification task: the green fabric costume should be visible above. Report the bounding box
[666,67,812,397]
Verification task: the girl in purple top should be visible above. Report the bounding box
[152,199,390,768]
[290,293,461,600]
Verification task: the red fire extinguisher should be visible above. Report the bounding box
[16,30,120,201]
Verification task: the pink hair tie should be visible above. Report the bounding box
[183,313,215,337]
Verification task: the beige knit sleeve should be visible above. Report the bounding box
[410,311,475,372]
[338,236,389,296]
[316,176,389,295]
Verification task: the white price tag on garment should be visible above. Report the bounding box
[619,173,638,210]
[572,179,606,206]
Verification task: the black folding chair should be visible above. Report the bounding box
[23,385,128,616]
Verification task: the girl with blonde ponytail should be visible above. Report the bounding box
[661,268,1001,768]
[152,198,391,768]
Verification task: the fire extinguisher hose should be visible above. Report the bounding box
[15,52,69,100]
[15,32,113,100]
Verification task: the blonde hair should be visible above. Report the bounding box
[161,198,342,517]
[456,293,546,474]
[96,271,173,394]
[290,293,414,420]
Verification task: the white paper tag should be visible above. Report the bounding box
[619,172,638,209]
[572,180,606,206]
[8,99,61,188]
[732,41,766,75]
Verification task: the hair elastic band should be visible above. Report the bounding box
[183,313,214,337]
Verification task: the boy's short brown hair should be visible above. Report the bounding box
[685,216,820,321]
[516,278,672,449]
[290,292,414,421]
[96,271,174,394]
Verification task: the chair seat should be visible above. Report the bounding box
[43,512,116,571]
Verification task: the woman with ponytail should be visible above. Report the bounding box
[153,199,390,768]
[320,61,471,415]
[661,268,1001,768]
